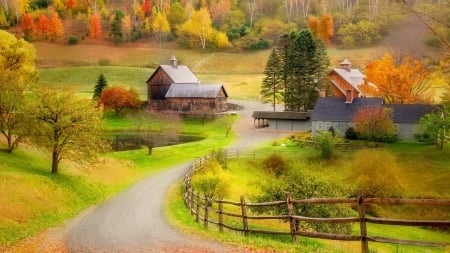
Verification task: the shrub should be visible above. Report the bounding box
[191,158,229,199]
[345,127,358,140]
[262,154,287,177]
[249,38,270,50]
[98,58,111,66]
[313,131,336,160]
[67,36,79,45]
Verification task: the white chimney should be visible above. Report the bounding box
[169,55,178,68]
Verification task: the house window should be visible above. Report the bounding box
[317,121,324,131]
[325,122,331,130]
[338,123,348,130]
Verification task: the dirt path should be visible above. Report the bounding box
[64,100,289,253]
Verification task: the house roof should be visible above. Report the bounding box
[331,68,365,92]
[252,111,310,120]
[165,83,227,98]
[311,97,384,121]
[384,104,439,124]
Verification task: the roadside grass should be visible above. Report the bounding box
[0,114,235,248]
[165,140,450,253]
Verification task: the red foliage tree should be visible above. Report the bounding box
[142,0,151,16]
[21,13,35,40]
[66,0,76,9]
[352,106,395,142]
[99,86,140,115]
[90,14,102,39]
[36,14,50,39]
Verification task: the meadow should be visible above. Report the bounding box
[166,139,450,253]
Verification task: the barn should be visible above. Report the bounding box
[146,56,228,113]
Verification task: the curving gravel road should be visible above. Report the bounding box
[66,100,288,252]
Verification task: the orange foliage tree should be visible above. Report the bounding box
[352,106,396,142]
[318,14,334,44]
[307,16,319,38]
[21,13,35,40]
[36,14,50,39]
[99,86,140,115]
[48,10,64,40]
[142,0,151,16]
[66,0,76,9]
[361,53,431,104]
[90,14,102,39]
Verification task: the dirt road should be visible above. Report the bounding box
[66,100,289,252]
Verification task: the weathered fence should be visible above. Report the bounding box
[183,152,450,253]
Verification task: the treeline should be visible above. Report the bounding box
[1,0,448,49]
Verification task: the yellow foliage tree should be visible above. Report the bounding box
[179,7,212,49]
[361,53,432,104]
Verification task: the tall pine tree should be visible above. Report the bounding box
[280,29,329,112]
[93,73,108,99]
[277,32,296,111]
[261,48,283,111]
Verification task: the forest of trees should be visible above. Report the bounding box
[0,0,447,50]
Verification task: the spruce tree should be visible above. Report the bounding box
[261,48,283,111]
[93,73,108,99]
[277,32,296,111]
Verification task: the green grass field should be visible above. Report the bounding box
[165,139,450,253]
[0,115,235,249]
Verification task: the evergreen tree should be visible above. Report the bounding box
[110,10,124,44]
[93,73,108,99]
[279,29,329,112]
[261,48,283,111]
[276,32,296,111]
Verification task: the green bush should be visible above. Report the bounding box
[249,38,270,50]
[345,127,358,140]
[313,131,336,160]
[67,36,79,45]
[262,154,287,177]
[191,158,230,199]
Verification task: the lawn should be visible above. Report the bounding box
[0,115,235,249]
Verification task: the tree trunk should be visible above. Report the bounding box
[147,140,154,155]
[6,135,13,153]
[51,150,59,174]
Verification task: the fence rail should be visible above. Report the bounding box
[183,152,450,253]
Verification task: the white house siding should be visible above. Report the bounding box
[395,123,419,141]
[312,121,353,136]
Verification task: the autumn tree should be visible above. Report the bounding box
[99,86,140,115]
[152,11,170,49]
[361,53,431,104]
[122,14,132,43]
[352,106,396,142]
[209,0,231,28]
[178,7,213,49]
[307,16,319,38]
[93,73,107,99]
[167,2,187,34]
[36,14,50,39]
[142,0,151,16]
[48,10,64,40]
[89,14,102,39]
[21,13,34,41]
[132,111,182,155]
[0,30,37,153]
[66,0,76,10]
[261,48,283,111]
[28,90,106,174]
[318,14,334,44]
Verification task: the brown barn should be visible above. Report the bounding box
[146,56,228,113]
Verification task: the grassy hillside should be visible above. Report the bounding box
[166,140,450,253]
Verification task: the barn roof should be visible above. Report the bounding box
[165,83,227,98]
[331,68,365,91]
[159,65,199,83]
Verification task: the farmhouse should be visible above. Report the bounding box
[329,59,374,100]
[146,56,228,113]
[311,96,438,141]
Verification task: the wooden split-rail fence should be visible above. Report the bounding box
[183,151,450,253]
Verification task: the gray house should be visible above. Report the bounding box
[311,97,437,141]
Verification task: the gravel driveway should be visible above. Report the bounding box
[66,100,289,253]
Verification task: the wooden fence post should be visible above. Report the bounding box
[358,195,369,253]
[196,193,200,223]
[189,189,194,215]
[218,196,224,232]
[240,195,249,236]
[204,195,209,228]
[286,192,297,242]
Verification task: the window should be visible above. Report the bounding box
[325,122,331,130]
[317,121,324,130]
